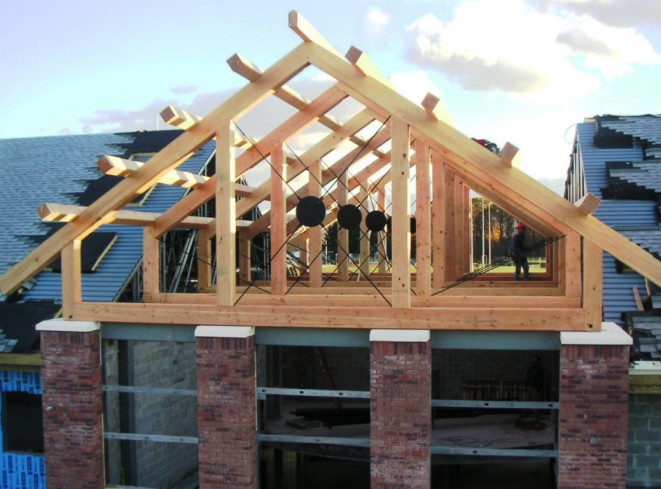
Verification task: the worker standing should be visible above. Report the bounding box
[511,222,530,281]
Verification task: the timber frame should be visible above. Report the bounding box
[2,12,660,331]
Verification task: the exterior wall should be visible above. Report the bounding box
[559,342,630,489]
[40,324,104,489]
[196,327,257,489]
[628,393,661,488]
[370,330,431,489]
[0,371,45,488]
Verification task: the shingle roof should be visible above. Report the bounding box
[575,115,661,327]
[0,130,213,303]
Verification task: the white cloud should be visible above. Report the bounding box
[543,0,661,27]
[404,0,659,101]
[390,70,443,105]
[366,6,391,39]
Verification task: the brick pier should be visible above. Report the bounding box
[196,326,257,489]
[558,323,632,489]
[370,329,432,489]
[37,319,104,489]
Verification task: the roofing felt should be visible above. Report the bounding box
[609,161,661,196]
[0,130,213,303]
[0,301,60,353]
[598,114,661,147]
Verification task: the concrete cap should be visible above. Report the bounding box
[36,318,100,333]
[195,326,255,338]
[369,329,430,343]
[560,322,632,346]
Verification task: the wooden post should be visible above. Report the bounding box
[377,188,388,274]
[216,121,236,306]
[443,167,456,283]
[431,153,445,289]
[454,178,467,278]
[239,232,252,286]
[359,187,371,279]
[309,159,323,288]
[197,228,213,291]
[338,172,350,281]
[565,230,582,302]
[583,238,603,330]
[271,145,287,295]
[61,239,82,319]
[143,226,160,301]
[391,117,411,308]
[415,141,432,296]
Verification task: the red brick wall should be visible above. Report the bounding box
[558,344,630,489]
[41,330,104,489]
[197,335,257,489]
[371,339,431,489]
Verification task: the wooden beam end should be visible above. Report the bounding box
[421,92,453,125]
[226,53,262,81]
[575,193,602,215]
[500,142,520,168]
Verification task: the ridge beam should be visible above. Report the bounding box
[98,156,253,195]
[289,10,342,57]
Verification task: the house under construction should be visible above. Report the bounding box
[1,12,659,489]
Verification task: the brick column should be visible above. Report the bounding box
[36,319,104,489]
[559,323,632,489]
[195,326,257,489]
[370,329,431,489]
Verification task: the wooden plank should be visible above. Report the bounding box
[309,159,323,288]
[575,193,601,215]
[72,301,587,330]
[142,226,160,302]
[302,42,661,285]
[443,167,456,282]
[564,230,582,303]
[61,239,81,320]
[583,237,603,330]
[415,140,432,296]
[431,152,446,288]
[391,117,411,308]
[271,145,288,295]
[0,44,310,295]
[377,189,388,273]
[216,122,237,307]
[153,85,348,239]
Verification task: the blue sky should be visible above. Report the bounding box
[1,0,660,183]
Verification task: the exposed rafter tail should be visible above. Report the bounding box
[421,92,453,127]
[345,46,393,88]
[288,10,342,57]
[575,193,601,215]
[500,142,519,168]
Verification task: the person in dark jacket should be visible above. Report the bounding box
[511,222,530,280]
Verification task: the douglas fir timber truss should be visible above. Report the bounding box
[1,12,660,331]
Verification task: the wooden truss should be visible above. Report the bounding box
[2,11,660,331]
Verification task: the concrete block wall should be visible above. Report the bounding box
[628,393,661,488]
[102,340,197,488]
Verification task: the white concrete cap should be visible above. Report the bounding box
[36,318,100,333]
[369,329,431,343]
[195,326,255,338]
[630,360,661,375]
[560,322,632,346]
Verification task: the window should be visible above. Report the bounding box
[2,391,44,453]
